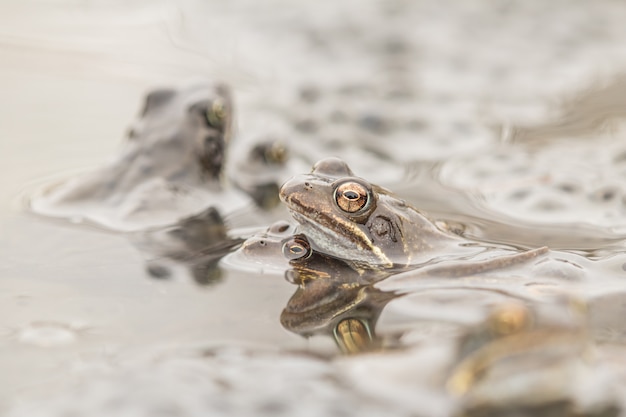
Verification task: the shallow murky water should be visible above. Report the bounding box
[4,1,626,416]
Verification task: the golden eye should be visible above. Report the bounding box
[282,235,312,261]
[334,181,370,213]
[206,98,226,128]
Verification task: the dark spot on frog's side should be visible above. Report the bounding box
[369,215,398,243]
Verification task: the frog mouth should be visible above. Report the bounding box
[287,209,391,268]
[289,211,348,251]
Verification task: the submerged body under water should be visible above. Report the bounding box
[4,1,626,416]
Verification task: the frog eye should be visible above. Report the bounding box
[251,141,289,165]
[282,235,312,261]
[206,98,227,129]
[334,181,371,213]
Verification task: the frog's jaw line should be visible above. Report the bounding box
[290,210,392,268]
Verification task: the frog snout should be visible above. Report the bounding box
[279,175,312,204]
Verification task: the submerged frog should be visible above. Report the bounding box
[448,302,621,417]
[30,81,252,231]
[279,157,547,271]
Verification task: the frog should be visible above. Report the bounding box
[29,81,252,232]
[228,138,292,210]
[447,302,622,417]
[279,157,548,271]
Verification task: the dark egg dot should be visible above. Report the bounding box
[556,183,579,194]
[590,187,620,202]
[509,189,530,200]
[294,118,318,133]
[147,264,171,279]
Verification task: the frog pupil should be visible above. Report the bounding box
[344,190,359,200]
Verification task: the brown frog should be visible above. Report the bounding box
[279,157,547,271]
[30,81,252,231]
[448,302,621,417]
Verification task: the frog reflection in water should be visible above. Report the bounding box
[280,234,400,353]
[132,207,243,285]
[30,82,251,231]
[279,157,547,272]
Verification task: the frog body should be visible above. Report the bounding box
[279,157,545,271]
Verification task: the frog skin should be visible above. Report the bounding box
[279,157,547,271]
[30,81,251,231]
